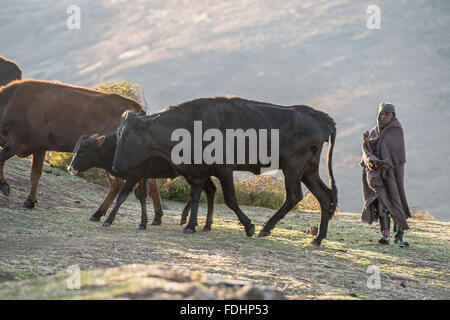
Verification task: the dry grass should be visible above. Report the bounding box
[158,175,321,212]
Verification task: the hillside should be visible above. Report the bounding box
[0,158,448,299]
[1,0,449,220]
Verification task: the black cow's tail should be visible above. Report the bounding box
[326,120,338,217]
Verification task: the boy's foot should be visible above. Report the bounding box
[394,234,410,246]
[378,235,390,245]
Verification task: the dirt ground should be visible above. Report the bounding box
[0,158,449,299]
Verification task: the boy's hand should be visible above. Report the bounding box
[362,130,369,141]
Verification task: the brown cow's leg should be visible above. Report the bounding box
[0,160,9,196]
[102,177,138,227]
[23,151,46,209]
[202,177,216,232]
[137,178,148,230]
[0,143,26,196]
[147,178,164,225]
[90,173,124,222]
[0,137,8,195]
[0,160,6,181]
[217,170,255,237]
[180,199,192,225]
[302,171,333,246]
[258,169,303,237]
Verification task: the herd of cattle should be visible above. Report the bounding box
[0,55,337,246]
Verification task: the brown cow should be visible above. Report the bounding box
[0,56,22,87]
[0,79,163,221]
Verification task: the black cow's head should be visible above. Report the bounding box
[68,134,106,175]
[112,110,160,174]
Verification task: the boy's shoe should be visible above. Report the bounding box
[394,233,410,246]
[378,235,390,245]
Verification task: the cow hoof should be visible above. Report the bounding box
[22,200,35,209]
[138,225,147,230]
[0,181,10,196]
[90,209,105,222]
[180,217,187,225]
[245,224,255,237]
[202,226,211,232]
[258,230,271,238]
[183,227,196,234]
[150,219,161,226]
[89,215,101,222]
[102,221,112,227]
[310,237,322,246]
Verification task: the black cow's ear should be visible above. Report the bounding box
[95,135,106,148]
[141,113,160,127]
[121,110,136,121]
[137,113,160,128]
[136,109,146,116]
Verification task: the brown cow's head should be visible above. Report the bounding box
[68,134,106,175]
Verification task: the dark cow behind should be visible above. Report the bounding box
[0,56,22,87]
[113,97,337,246]
[0,79,163,221]
[68,132,216,230]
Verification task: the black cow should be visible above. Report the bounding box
[112,97,337,246]
[68,132,216,230]
[0,56,22,87]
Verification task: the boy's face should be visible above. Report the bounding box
[379,111,394,123]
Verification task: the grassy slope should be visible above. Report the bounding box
[0,157,448,300]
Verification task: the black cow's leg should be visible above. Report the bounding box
[137,178,148,230]
[102,178,138,227]
[259,169,303,237]
[180,199,191,225]
[180,177,216,230]
[217,171,255,237]
[23,151,46,209]
[202,177,216,232]
[183,181,204,234]
[302,171,333,246]
[90,173,124,222]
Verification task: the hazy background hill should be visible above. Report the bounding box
[1,0,449,220]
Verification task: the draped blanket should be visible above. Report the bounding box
[360,118,411,230]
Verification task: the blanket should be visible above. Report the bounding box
[360,117,411,230]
